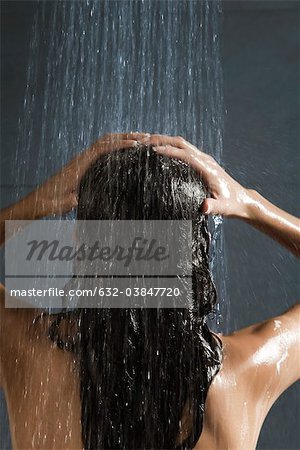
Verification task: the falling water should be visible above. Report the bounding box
[15,0,227,329]
[3,0,227,446]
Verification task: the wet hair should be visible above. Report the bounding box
[48,144,223,449]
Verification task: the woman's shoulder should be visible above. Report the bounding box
[196,331,266,450]
[213,304,300,407]
[199,322,297,449]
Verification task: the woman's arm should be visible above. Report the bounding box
[0,191,46,246]
[140,134,300,257]
[0,133,148,372]
[140,133,300,400]
[243,189,300,257]
[0,132,148,246]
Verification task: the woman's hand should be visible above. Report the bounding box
[141,134,300,256]
[0,132,149,245]
[141,134,253,219]
[29,132,149,218]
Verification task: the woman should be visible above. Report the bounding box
[0,132,299,450]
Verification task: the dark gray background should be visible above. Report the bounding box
[1,1,299,449]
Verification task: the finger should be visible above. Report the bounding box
[75,139,138,178]
[202,198,224,216]
[102,132,150,141]
[59,192,78,215]
[140,134,188,148]
[142,135,211,162]
[154,145,220,196]
[153,145,187,160]
[71,139,138,169]
[65,192,78,210]
[97,139,139,153]
[154,145,209,173]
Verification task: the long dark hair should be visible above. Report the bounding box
[48,144,223,449]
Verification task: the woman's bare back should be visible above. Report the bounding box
[196,305,300,450]
[195,334,268,450]
[1,287,299,450]
[1,133,299,449]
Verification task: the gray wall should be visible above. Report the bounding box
[1,1,299,449]
[221,2,300,448]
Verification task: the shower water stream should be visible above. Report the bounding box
[1,0,228,446]
[15,0,227,330]
[2,2,300,449]
[3,0,228,447]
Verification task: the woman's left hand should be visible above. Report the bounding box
[29,132,148,217]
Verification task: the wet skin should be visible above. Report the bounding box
[0,133,299,449]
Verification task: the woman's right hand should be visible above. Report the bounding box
[140,134,253,219]
[141,134,300,257]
